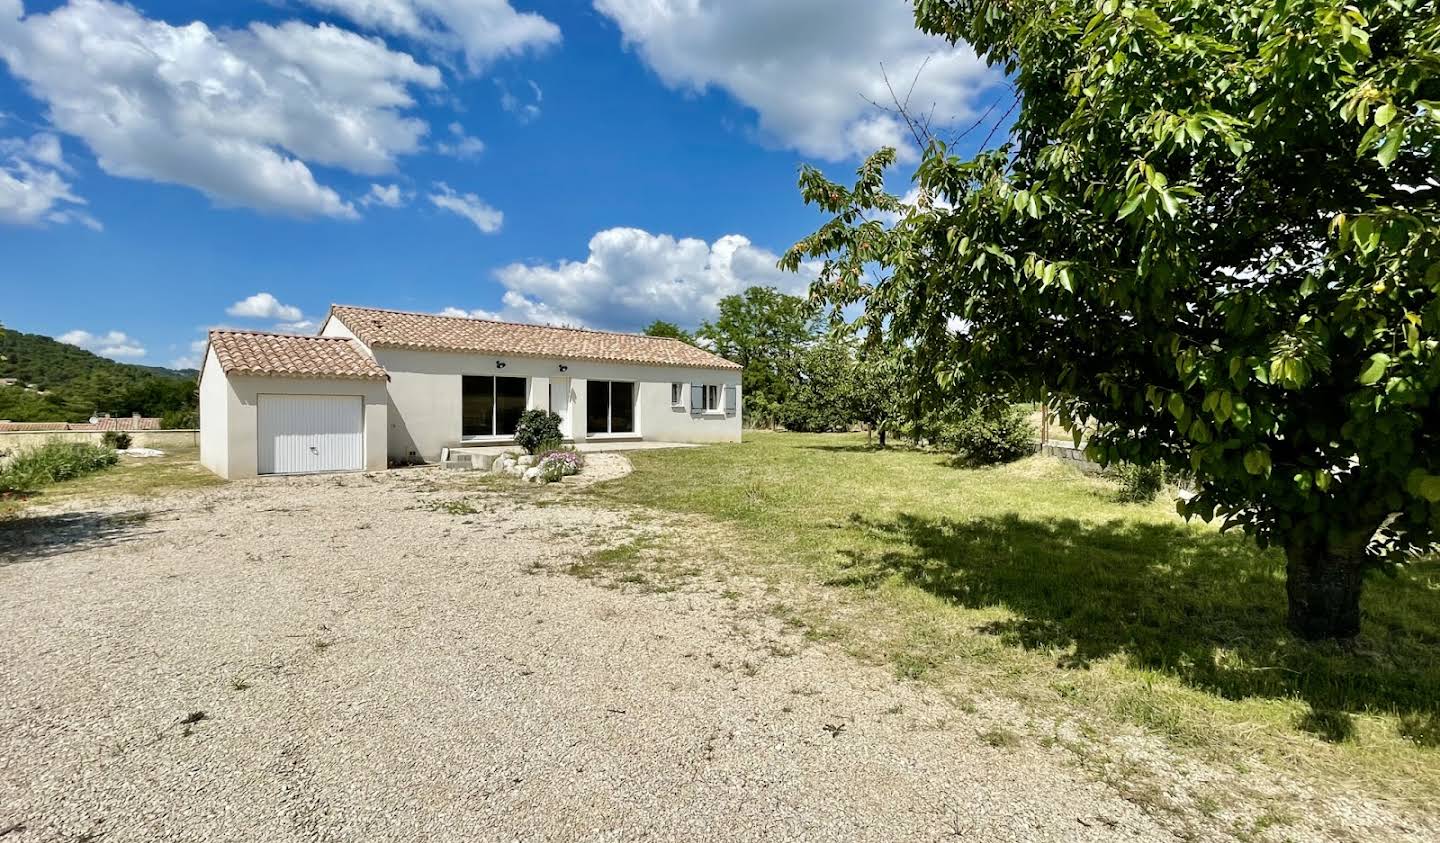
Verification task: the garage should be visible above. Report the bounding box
[199,330,390,480]
[257,395,364,475]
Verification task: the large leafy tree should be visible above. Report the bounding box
[784,0,1438,639]
[699,287,821,424]
[642,319,696,345]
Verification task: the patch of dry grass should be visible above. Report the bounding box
[0,446,220,518]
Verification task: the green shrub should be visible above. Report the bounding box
[941,404,1035,465]
[533,436,564,457]
[514,409,562,454]
[101,430,133,450]
[0,440,119,493]
[161,408,199,429]
[1108,461,1166,503]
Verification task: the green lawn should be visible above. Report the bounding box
[0,446,221,518]
[593,431,1440,816]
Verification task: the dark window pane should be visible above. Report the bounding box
[610,381,634,433]
[587,380,609,434]
[462,376,494,437]
[496,376,527,435]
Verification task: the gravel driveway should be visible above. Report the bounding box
[0,462,1175,842]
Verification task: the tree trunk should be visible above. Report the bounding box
[878,428,887,448]
[1284,540,1364,641]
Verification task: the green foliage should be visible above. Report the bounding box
[161,407,199,429]
[514,409,562,454]
[698,287,821,426]
[0,326,195,422]
[1109,462,1167,504]
[774,340,859,432]
[0,440,119,493]
[784,0,1440,638]
[642,320,696,345]
[101,431,133,451]
[939,404,1036,466]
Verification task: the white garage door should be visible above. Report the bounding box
[258,395,364,475]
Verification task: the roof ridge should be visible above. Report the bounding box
[209,328,348,341]
[330,303,690,344]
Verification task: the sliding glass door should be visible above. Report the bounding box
[586,380,635,435]
[462,375,527,438]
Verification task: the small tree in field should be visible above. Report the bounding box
[848,352,906,446]
[783,0,1438,639]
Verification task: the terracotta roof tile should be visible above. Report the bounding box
[71,417,164,431]
[207,331,388,381]
[329,305,740,371]
[0,417,162,432]
[0,422,69,432]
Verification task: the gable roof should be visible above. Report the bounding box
[328,305,740,371]
[207,330,388,381]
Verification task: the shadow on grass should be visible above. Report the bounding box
[833,512,1440,728]
[795,441,938,456]
[0,510,155,565]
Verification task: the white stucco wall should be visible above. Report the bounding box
[363,347,741,462]
[199,348,229,478]
[198,350,389,479]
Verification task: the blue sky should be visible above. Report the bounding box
[0,0,1007,368]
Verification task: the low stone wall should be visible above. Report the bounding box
[0,429,199,454]
[1037,441,1102,474]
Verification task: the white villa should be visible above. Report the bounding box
[199,305,741,479]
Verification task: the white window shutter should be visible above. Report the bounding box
[724,385,737,414]
[691,384,704,412]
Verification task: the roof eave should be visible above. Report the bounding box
[362,340,741,370]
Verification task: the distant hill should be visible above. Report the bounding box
[0,326,197,424]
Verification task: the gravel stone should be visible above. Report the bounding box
[0,466,1178,842]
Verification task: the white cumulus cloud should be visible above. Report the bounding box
[476,227,812,330]
[0,0,445,218]
[594,0,997,161]
[496,79,542,123]
[362,183,410,208]
[60,329,145,360]
[169,338,209,371]
[227,293,304,322]
[435,122,485,159]
[0,131,99,228]
[299,0,560,72]
[429,182,502,233]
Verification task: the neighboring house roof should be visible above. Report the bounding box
[78,417,164,432]
[0,417,162,432]
[0,422,69,432]
[207,330,388,381]
[329,304,741,371]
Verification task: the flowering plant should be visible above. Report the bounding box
[538,449,584,483]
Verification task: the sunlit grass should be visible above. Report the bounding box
[593,431,1440,810]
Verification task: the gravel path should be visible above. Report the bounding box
[0,467,1176,842]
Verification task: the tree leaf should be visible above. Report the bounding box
[1358,353,1390,386]
[1377,125,1404,168]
